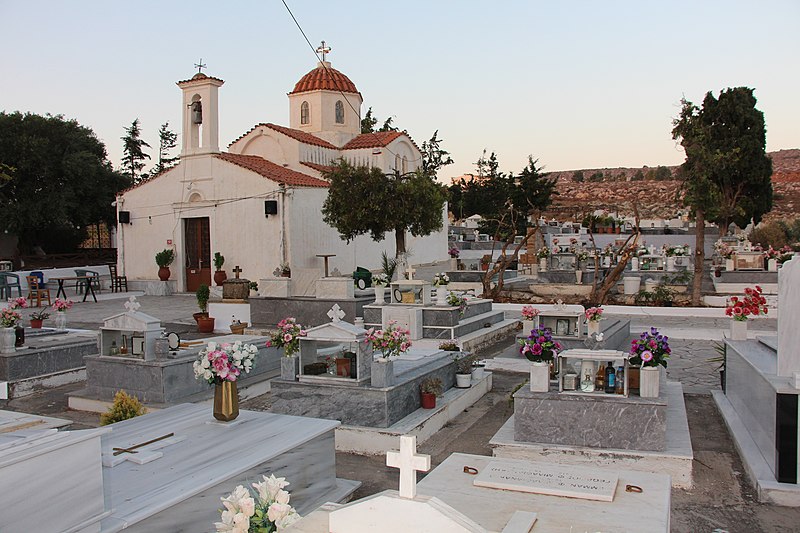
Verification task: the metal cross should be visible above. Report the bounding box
[316,40,331,61]
[327,303,345,322]
[194,58,207,74]
[232,265,242,279]
[124,296,140,313]
[405,264,416,280]
[386,435,430,499]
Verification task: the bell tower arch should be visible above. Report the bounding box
[177,65,224,157]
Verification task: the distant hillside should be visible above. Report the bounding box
[541,149,800,221]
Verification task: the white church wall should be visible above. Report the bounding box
[238,133,289,166]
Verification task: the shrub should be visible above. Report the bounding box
[155,248,175,268]
[196,283,210,312]
[100,390,146,426]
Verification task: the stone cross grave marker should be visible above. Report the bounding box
[405,264,416,280]
[232,265,242,279]
[386,435,431,499]
[327,303,346,323]
[124,296,141,313]
[473,459,618,502]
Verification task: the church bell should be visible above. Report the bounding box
[191,101,203,124]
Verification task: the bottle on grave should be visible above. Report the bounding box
[605,361,616,393]
[615,366,625,394]
[595,363,605,391]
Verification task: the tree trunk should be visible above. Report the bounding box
[692,208,705,306]
[394,228,406,258]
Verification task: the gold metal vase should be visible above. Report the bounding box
[213,381,239,422]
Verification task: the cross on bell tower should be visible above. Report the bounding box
[194,58,207,74]
[316,40,331,62]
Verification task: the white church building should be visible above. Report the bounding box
[116,53,447,292]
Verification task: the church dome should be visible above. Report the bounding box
[290,63,359,95]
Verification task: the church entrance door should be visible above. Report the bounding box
[184,217,211,292]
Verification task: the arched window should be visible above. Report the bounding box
[335,100,344,124]
[402,156,408,174]
[301,101,310,125]
[394,154,401,171]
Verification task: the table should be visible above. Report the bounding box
[52,276,98,302]
[316,253,336,277]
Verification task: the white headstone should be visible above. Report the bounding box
[386,435,430,499]
[327,303,346,323]
[473,459,618,502]
[778,257,800,378]
[124,295,141,313]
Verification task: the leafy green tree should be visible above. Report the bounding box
[571,170,584,182]
[0,112,129,253]
[322,160,447,258]
[631,169,645,181]
[360,107,398,134]
[152,122,178,175]
[588,171,604,182]
[420,130,454,176]
[121,118,151,183]
[672,86,773,304]
[653,166,672,180]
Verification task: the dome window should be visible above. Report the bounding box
[301,101,310,125]
[335,100,345,124]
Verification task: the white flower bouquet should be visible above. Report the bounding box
[215,474,301,532]
[432,272,450,286]
[193,341,258,384]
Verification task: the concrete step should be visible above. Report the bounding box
[423,310,505,340]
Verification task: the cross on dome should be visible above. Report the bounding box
[327,303,345,322]
[386,435,431,499]
[316,40,331,62]
[124,296,141,313]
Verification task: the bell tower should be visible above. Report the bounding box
[177,62,224,157]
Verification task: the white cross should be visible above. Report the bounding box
[405,264,416,280]
[385,435,430,499]
[124,296,140,313]
[553,298,566,311]
[327,303,345,322]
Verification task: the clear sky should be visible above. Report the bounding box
[2,1,797,179]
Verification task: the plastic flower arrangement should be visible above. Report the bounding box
[52,298,73,312]
[585,306,603,322]
[521,305,540,321]
[601,244,615,256]
[575,250,589,262]
[446,292,468,316]
[763,245,781,260]
[629,327,670,368]
[448,246,460,259]
[536,246,551,259]
[8,297,27,310]
[518,327,562,363]
[1,305,22,328]
[432,272,450,286]
[214,474,300,532]
[665,244,689,257]
[714,240,734,259]
[194,340,257,384]
[266,317,307,357]
[372,273,390,287]
[365,320,412,359]
[725,285,768,322]
[777,246,795,264]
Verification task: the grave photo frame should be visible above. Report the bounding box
[556,319,570,336]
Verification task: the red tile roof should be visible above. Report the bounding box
[215,153,329,188]
[176,72,225,85]
[227,123,337,150]
[341,131,405,150]
[301,161,335,174]
[290,64,359,95]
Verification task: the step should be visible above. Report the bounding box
[422,310,505,340]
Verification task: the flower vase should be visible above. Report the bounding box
[539,258,547,272]
[768,258,778,272]
[587,320,601,338]
[371,359,394,388]
[639,366,660,398]
[374,285,386,304]
[436,287,449,306]
[529,361,550,392]
[522,319,537,335]
[0,327,16,354]
[54,312,67,331]
[602,256,611,268]
[213,380,239,422]
[730,319,748,341]
[631,257,639,271]
[575,270,583,284]
[280,355,299,381]
[725,258,735,272]
[666,256,676,272]
[449,258,458,270]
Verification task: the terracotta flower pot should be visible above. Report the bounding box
[420,392,436,409]
[30,319,43,329]
[197,316,215,333]
[213,270,227,286]
[158,266,171,281]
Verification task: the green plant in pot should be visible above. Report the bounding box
[453,352,475,388]
[195,284,215,333]
[213,252,227,286]
[29,309,50,329]
[155,249,175,281]
[420,377,443,409]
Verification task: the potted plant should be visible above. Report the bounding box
[155,248,175,281]
[518,326,562,392]
[629,326,670,398]
[453,352,475,388]
[279,262,291,278]
[30,309,50,329]
[420,377,443,409]
[248,280,259,297]
[1,298,25,353]
[195,284,215,333]
[213,252,227,286]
